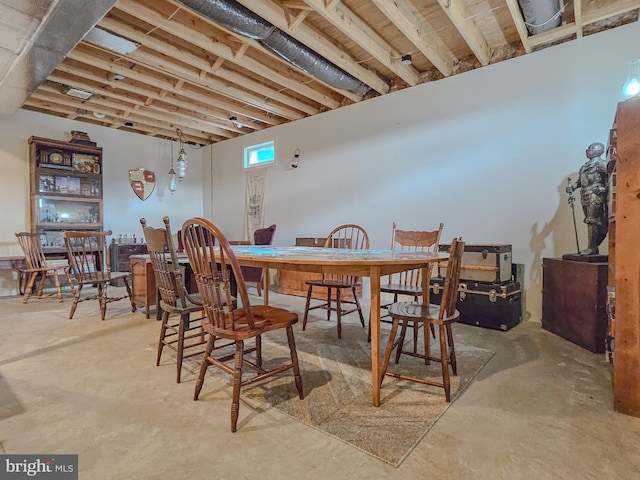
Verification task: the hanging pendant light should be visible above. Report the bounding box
[169,139,177,194]
[622,59,640,99]
[176,128,188,181]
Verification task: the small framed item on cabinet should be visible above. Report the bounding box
[72,153,100,174]
[39,150,72,170]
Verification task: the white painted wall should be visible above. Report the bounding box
[206,21,640,323]
[0,110,204,294]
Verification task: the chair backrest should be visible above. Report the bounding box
[438,237,465,319]
[388,222,444,287]
[140,216,188,309]
[176,225,215,253]
[15,232,47,270]
[323,224,369,283]
[181,217,254,334]
[63,230,112,283]
[254,224,276,245]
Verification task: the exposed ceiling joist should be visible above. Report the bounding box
[0,0,635,145]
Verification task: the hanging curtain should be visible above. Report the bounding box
[244,169,266,240]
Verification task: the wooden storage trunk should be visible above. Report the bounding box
[439,243,512,283]
[430,277,522,331]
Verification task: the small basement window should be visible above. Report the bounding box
[243,140,275,169]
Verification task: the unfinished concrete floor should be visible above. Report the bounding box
[1,288,639,479]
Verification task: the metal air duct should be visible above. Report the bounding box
[176,0,370,96]
[0,0,118,114]
[519,0,562,35]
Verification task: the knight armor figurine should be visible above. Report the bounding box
[566,142,608,255]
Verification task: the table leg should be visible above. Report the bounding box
[370,266,381,407]
[263,267,269,306]
[422,264,432,305]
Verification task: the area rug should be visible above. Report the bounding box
[197,320,493,467]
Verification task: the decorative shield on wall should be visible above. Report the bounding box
[129,168,156,201]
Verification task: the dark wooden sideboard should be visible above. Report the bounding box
[109,242,147,286]
[542,257,608,353]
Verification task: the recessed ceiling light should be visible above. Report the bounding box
[84,27,140,55]
[63,86,94,100]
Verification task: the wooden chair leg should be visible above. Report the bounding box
[286,326,304,399]
[99,284,107,321]
[412,320,419,354]
[176,313,187,383]
[335,287,342,339]
[156,311,170,366]
[423,320,430,365]
[394,320,408,364]
[380,318,400,387]
[123,278,136,312]
[302,286,313,330]
[446,324,457,376]
[68,284,82,319]
[438,324,451,402]
[255,334,262,368]
[353,286,365,328]
[194,335,215,401]
[326,287,332,321]
[256,277,262,297]
[53,271,63,302]
[231,340,245,433]
[36,273,47,298]
[22,272,38,303]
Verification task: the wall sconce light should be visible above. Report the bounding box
[175,128,188,181]
[623,59,640,99]
[291,148,300,169]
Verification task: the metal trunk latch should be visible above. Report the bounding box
[489,289,498,302]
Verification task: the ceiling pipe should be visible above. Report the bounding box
[175,0,371,96]
[519,0,562,35]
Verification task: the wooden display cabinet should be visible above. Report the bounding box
[29,136,103,254]
[609,97,640,417]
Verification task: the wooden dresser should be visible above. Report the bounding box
[542,257,608,353]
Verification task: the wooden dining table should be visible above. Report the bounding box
[228,245,448,407]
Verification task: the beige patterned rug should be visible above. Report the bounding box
[195,317,494,467]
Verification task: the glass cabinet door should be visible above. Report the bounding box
[35,196,102,227]
[37,172,101,197]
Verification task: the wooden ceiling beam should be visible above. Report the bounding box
[582,0,640,24]
[372,0,456,77]
[303,0,420,86]
[95,43,308,119]
[504,0,532,53]
[574,0,583,38]
[49,68,251,135]
[116,0,342,109]
[233,0,389,94]
[25,95,216,143]
[66,46,300,128]
[54,60,281,127]
[523,0,640,49]
[33,85,234,139]
[98,16,315,116]
[436,0,491,66]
